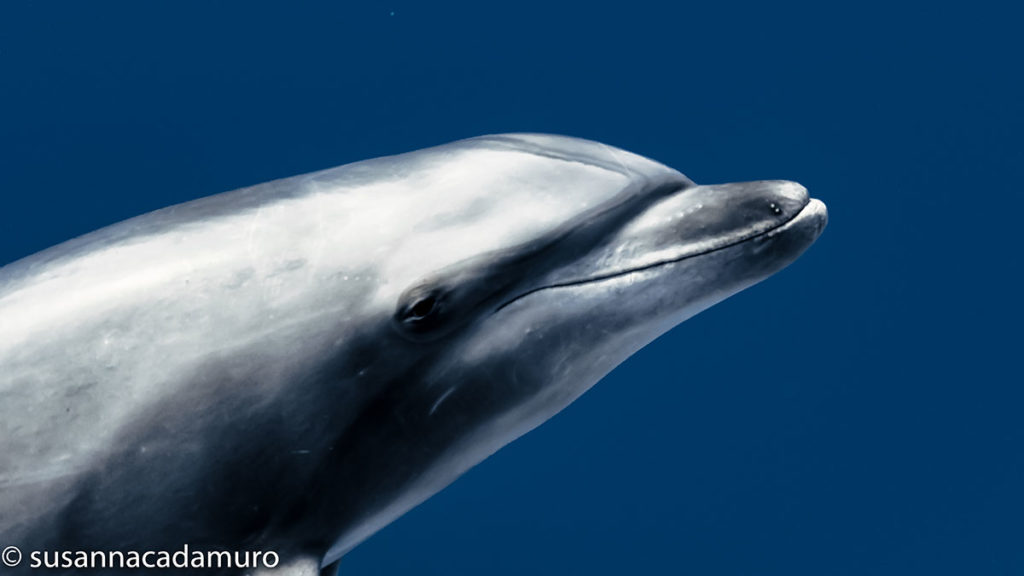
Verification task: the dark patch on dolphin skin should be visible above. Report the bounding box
[34,326,400,574]
[271,338,551,560]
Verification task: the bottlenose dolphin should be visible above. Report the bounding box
[0,134,826,575]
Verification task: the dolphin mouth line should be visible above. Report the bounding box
[495,197,818,312]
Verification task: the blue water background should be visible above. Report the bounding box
[1,2,1021,574]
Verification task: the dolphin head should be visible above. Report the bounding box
[0,132,826,564]
[0,129,828,564]
[319,134,826,558]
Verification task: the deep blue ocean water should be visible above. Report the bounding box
[1,2,1021,574]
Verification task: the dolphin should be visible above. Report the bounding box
[0,134,826,575]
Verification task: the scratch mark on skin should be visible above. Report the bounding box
[429,387,456,416]
[600,143,634,177]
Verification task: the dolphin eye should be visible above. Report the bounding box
[395,288,448,336]
[408,295,437,320]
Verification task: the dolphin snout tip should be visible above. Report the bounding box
[804,198,828,237]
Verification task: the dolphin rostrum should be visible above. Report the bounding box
[0,134,826,575]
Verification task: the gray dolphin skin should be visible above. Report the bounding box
[0,134,826,575]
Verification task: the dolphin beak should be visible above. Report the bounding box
[788,197,828,239]
[495,180,827,313]
[552,180,825,279]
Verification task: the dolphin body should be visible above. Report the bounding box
[0,134,826,575]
